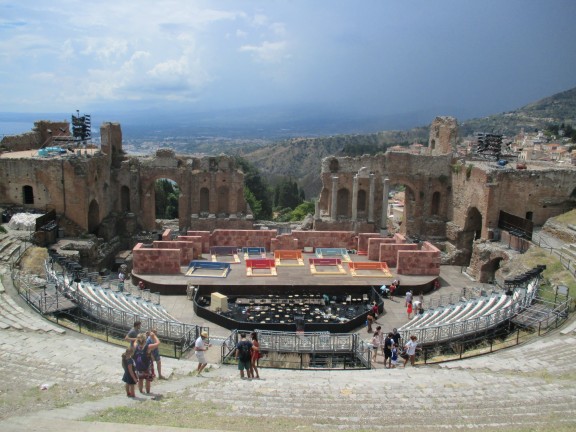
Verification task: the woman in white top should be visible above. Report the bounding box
[370,326,383,362]
[403,335,418,367]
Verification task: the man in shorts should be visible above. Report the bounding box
[194,331,211,377]
[146,328,166,380]
[235,333,253,379]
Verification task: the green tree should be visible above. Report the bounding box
[235,157,272,219]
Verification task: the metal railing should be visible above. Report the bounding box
[42,259,201,343]
[399,277,542,345]
[221,329,371,370]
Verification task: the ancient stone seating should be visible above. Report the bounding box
[186,260,231,278]
[308,258,347,275]
[274,250,304,266]
[315,248,352,262]
[347,261,392,277]
[210,246,241,263]
[245,258,277,277]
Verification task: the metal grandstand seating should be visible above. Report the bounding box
[44,260,199,341]
[399,267,545,345]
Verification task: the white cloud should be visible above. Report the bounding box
[240,40,289,64]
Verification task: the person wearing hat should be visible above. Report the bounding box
[194,330,211,377]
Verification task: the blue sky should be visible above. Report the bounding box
[1,0,576,123]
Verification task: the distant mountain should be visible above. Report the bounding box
[459,87,576,136]
[240,86,576,198]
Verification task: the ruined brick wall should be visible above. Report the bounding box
[367,238,396,260]
[0,121,69,152]
[357,233,383,252]
[396,241,441,275]
[132,243,181,274]
[427,116,458,155]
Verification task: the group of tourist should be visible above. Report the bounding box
[235,332,262,379]
[405,290,424,319]
[368,327,420,368]
[121,320,166,398]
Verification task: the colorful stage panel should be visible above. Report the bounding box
[348,261,392,277]
[245,258,277,277]
[210,246,241,263]
[315,248,352,262]
[274,250,305,266]
[309,258,347,275]
[242,247,267,259]
[186,260,231,278]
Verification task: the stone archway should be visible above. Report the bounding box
[479,256,504,283]
[88,199,100,234]
[465,207,483,241]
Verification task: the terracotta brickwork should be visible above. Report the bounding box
[132,243,181,274]
[396,241,441,276]
[209,229,277,250]
[176,236,203,259]
[379,243,418,267]
[273,230,357,252]
[153,240,195,265]
[186,231,211,253]
[357,233,383,252]
[367,234,406,261]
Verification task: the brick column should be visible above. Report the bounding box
[381,177,389,229]
[368,173,375,223]
[351,175,358,221]
[331,176,338,221]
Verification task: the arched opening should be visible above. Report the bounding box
[23,185,34,205]
[430,139,436,150]
[465,207,483,241]
[217,186,229,215]
[155,179,180,220]
[525,211,533,221]
[480,257,504,284]
[431,191,440,216]
[200,187,210,214]
[337,188,350,217]
[329,159,339,173]
[120,186,131,212]
[88,199,100,234]
[357,189,367,215]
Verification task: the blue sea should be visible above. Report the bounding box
[0,121,35,137]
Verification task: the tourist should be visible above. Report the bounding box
[434,279,440,290]
[121,347,138,398]
[403,335,419,367]
[388,282,396,300]
[134,331,160,394]
[194,331,211,377]
[370,326,382,362]
[118,270,125,292]
[407,300,413,319]
[405,289,413,307]
[371,301,379,320]
[391,328,401,346]
[366,311,374,333]
[383,332,394,368]
[146,328,166,380]
[390,343,399,368]
[138,280,145,290]
[124,320,141,347]
[379,284,389,298]
[235,332,253,379]
[250,332,261,379]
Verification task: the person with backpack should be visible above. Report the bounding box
[235,332,253,379]
[133,332,160,394]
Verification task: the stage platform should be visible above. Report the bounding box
[133,252,437,296]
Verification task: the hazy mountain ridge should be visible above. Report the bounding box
[459,87,576,136]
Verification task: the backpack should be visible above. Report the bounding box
[134,344,150,372]
[238,341,251,362]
